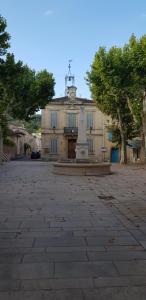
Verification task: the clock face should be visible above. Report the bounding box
[69,88,76,100]
[67,86,76,102]
[70,91,75,98]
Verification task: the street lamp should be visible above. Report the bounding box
[90,126,92,134]
[53,126,56,134]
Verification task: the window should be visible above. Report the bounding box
[50,138,58,153]
[87,112,93,129]
[51,111,57,128]
[87,139,94,153]
[108,132,113,141]
[68,113,76,127]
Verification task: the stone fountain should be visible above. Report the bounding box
[53,106,111,176]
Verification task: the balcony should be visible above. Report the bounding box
[64,127,78,136]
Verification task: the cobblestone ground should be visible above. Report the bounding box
[0,161,146,299]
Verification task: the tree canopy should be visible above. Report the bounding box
[0,15,55,125]
[87,34,146,163]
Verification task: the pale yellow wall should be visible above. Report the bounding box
[41,101,115,161]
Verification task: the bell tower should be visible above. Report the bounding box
[65,60,77,101]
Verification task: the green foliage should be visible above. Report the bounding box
[3,137,15,146]
[0,15,10,125]
[87,34,146,163]
[24,114,41,133]
[0,15,10,57]
[24,143,31,153]
[0,14,55,128]
[1,55,55,120]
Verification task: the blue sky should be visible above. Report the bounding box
[0,0,146,98]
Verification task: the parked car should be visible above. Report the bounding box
[31,151,41,159]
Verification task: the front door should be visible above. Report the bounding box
[68,139,76,159]
[111,147,119,163]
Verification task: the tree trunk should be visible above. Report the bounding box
[140,130,145,163]
[141,118,146,163]
[142,91,146,163]
[126,96,137,123]
[117,108,127,164]
[0,124,3,164]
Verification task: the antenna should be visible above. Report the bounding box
[65,60,75,95]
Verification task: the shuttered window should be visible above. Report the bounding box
[51,111,57,128]
[50,138,58,153]
[87,139,94,153]
[87,112,93,129]
[108,132,113,141]
[68,113,76,127]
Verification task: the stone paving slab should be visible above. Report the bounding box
[0,263,54,280]
[86,236,139,246]
[87,250,146,261]
[82,287,146,300]
[21,278,94,290]
[0,289,83,300]
[115,260,146,275]
[0,247,45,254]
[93,276,146,287]
[54,261,118,278]
[23,251,88,263]
[34,236,86,247]
[0,161,146,299]
[0,280,21,291]
[0,238,34,248]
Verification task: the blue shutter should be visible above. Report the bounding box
[108,132,113,141]
[51,112,57,128]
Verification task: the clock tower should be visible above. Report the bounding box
[67,85,77,102]
[65,60,77,102]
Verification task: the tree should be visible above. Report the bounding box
[125,35,146,162]
[1,54,55,121]
[0,14,55,162]
[7,64,55,120]
[0,15,10,162]
[24,114,41,133]
[0,15,55,122]
[0,15,10,57]
[0,16,10,118]
[87,35,146,164]
[87,46,132,163]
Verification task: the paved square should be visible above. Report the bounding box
[0,161,146,299]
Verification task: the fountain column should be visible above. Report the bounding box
[75,106,89,162]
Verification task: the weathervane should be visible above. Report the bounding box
[65,60,75,95]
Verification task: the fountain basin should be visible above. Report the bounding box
[53,162,111,176]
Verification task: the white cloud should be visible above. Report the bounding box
[45,10,54,16]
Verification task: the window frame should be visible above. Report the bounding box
[50,111,58,129]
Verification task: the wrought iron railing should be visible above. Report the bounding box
[64,127,78,135]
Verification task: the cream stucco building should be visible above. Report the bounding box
[41,85,116,162]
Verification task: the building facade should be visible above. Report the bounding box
[3,124,42,160]
[41,86,115,162]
